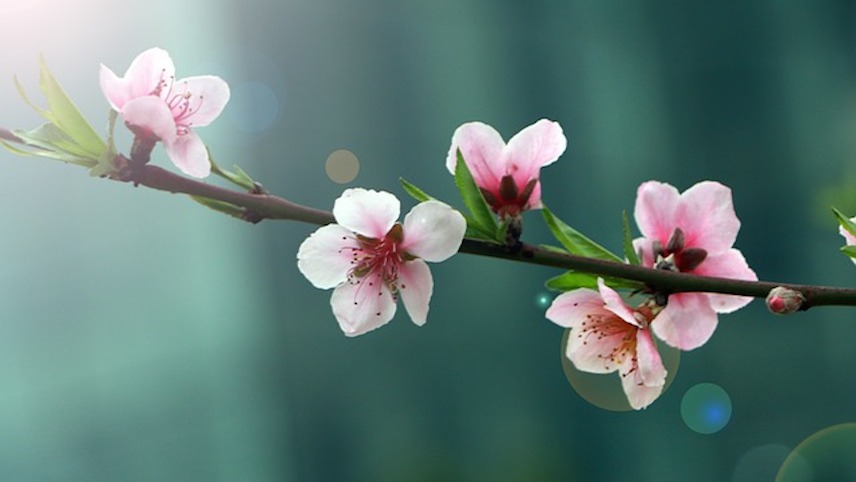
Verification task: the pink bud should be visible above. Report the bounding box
[766,287,805,315]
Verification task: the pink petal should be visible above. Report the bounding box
[841,221,856,246]
[163,130,211,178]
[693,248,757,313]
[121,96,177,143]
[100,48,175,111]
[598,278,641,327]
[297,224,356,289]
[332,188,400,238]
[172,75,231,127]
[524,180,543,210]
[653,292,719,350]
[504,119,567,187]
[400,201,466,262]
[620,363,664,410]
[397,259,433,326]
[330,274,397,337]
[635,330,667,387]
[545,289,604,329]
[674,181,740,253]
[632,237,656,267]
[634,181,680,243]
[566,319,631,374]
[447,122,505,190]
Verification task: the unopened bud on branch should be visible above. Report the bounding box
[766,287,805,315]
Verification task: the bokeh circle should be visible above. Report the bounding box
[776,423,856,482]
[325,149,360,184]
[680,383,732,434]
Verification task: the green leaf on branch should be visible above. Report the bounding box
[37,55,106,158]
[542,206,623,263]
[841,245,856,259]
[399,177,436,203]
[210,155,258,191]
[190,195,248,220]
[454,149,499,240]
[833,207,856,238]
[546,271,644,292]
[11,123,96,166]
[622,210,641,265]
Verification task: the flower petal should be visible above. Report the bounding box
[635,330,667,388]
[332,188,400,239]
[504,118,567,187]
[545,289,604,329]
[674,181,740,253]
[121,96,177,143]
[100,47,175,111]
[653,292,719,350]
[330,274,397,337]
[163,130,211,178]
[173,75,231,127]
[634,181,681,243]
[693,248,757,313]
[598,278,640,327]
[620,361,664,410]
[297,224,356,289]
[400,201,466,262]
[565,317,629,374]
[397,259,433,326]
[447,122,505,190]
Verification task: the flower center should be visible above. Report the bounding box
[578,313,637,369]
[652,227,708,273]
[151,69,205,135]
[342,223,409,297]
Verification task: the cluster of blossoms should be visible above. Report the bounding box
[94,49,762,410]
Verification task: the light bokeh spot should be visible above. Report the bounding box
[732,444,792,482]
[535,292,553,309]
[776,423,856,482]
[325,149,360,184]
[681,383,732,434]
[560,329,681,411]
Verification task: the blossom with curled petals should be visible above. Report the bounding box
[100,47,230,178]
[446,119,567,217]
[546,278,667,410]
[297,188,466,337]
[633,181,757,350]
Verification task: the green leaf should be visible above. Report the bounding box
[90,110,121,177]
[622,210,641,265]
[454,149,498,239]
[545,271,644,292]
[841,245,856,259]
[833,207,856,238]
[542,206,623,263]
[38,55,106,158]
[209,155,258,191]
[14,123,94,160]
[190,196,247,219]
[399,177,435,203]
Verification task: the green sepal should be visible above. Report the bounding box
[622,210,641,265]
[454,149,499,240]
[399,177,435,203]
[545,270,644,292]
[841,245,856,259]
[190,195,247,220]
[833,207,856,238]
[210,155,258,191]
[37,55,106,158]
[542,206,623,262]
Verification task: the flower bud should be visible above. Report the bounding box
[766,286,805,315]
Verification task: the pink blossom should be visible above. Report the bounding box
[446,119,567,217]
[633,181,757,350]
[297,188,466,337]
[546,279,667,410]
[99,47,230,178]
[839,218,856,265]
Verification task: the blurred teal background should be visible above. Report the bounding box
[2,1,856,480]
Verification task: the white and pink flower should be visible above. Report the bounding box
[633,181,757,350]
[839,217,856,265]
[546,278,667,410]
[446,119,567,217]
[297,188,466,337]
[100,47,230,178]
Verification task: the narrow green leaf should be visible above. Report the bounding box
[542,206,623,262]
[2,140,94,166]
[190,195,247,219]
[622,210,641,265]
[38,55,105,157]
[14,123,93,159]
[545,271,643,292]
[90,111,120,177]
[841,245,856,258]
[399,177,435,202]
[209,155,258,191]
[833,207,856,238]
[454,149,498,239]
[14,75,51,119]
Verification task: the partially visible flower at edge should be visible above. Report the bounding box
[546,278,667,410]
[839,217,856,265]
[633,180,757,350]
[99,47,230,178]
[446,119,567,218]
[297,188,466,337]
